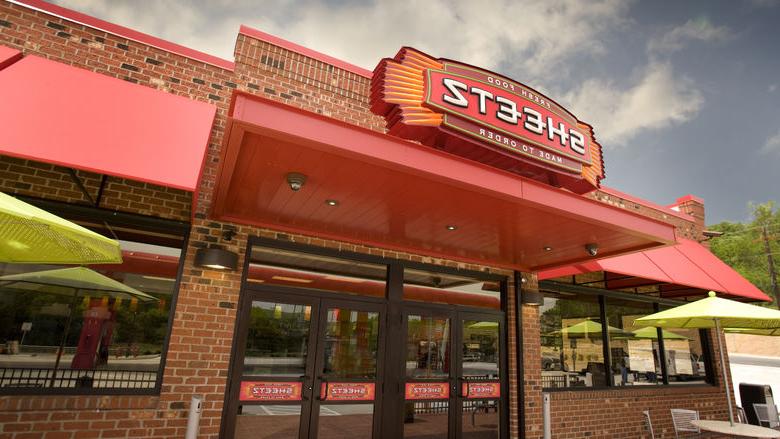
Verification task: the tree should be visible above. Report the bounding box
[709,201,780,307]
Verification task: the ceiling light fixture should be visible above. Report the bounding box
[543,246,552,252]
[325,199,339,206]
[286,172,307,191]
[446,225,457,231]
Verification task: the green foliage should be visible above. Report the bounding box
[709,201,780,306]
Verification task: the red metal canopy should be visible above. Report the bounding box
[0,48,216,192]
[212,92,677,272]
[538,238,771,301]
[0,46,22,70]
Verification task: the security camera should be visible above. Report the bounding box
[286,172,307,191]
[585,243,598,257]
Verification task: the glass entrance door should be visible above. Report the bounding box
[229,293,384,439]
[401,309,505,439]
[458,313,503,439]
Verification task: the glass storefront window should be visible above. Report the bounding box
[664,327,709,384]
[540,285,713,390]
[540,293,606,388]
[406,315,450,378]
[243,300,312,377]
[462,319,499,380]
[403,268,501,310]
[248,246,387,298]
[322,307,380,379]
[0,240,181,391]
[605,298,662,386]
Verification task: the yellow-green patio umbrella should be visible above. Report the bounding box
[0,266,157,301]
[619,326,688,340]
[469,321,498,329]
[636,291,780,426]
[549,319,633,338]
[0,192,121,264]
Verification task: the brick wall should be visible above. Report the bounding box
[0,2,728,439]
[0,156,192,221]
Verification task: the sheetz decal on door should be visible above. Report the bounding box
[405,382,450,400]
[462,381,501,399]
[320,382,376,401]
[239,381,303,401]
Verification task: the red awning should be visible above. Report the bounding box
[212,92,677,272]
[538,238,771,301]
[0,46,22,70]
[0,48,216,191]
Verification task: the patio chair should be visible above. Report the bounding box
[753,403,780,428]
[670,408,701,438]
[642,410,655,439]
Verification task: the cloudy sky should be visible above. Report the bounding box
[51,0,780,225]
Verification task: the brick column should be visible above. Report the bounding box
[520,273,543,439]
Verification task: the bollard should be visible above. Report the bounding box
[543,392,551,439]
[184,395,204,439]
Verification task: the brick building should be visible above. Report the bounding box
[0,1,770,438]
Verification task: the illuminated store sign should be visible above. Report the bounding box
[371,47,604,193]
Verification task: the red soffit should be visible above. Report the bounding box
[0,54,216,191]
[213,92,676,272]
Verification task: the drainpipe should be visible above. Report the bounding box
[543,392,551,439]
[185,395,204,439]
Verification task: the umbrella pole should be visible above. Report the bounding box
[51,289,79,388]
[714,318,735,426]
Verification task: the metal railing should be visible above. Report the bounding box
[411,400,496,415]
[0,367,156,389]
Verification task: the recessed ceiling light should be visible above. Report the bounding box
[543,246,553,252]
[446,225,457,231]
[325,199,339,206]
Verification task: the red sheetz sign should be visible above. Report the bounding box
[371,48,604,194]
[320,382,375,401]
[239,381,302,402]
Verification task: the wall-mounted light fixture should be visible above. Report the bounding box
[194,248,238,271]
[194,228,239,271]
[521,290,544,306]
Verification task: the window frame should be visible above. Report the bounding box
[0,198,189,396]
[538,279,716,392]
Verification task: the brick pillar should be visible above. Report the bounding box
[519,273,543,439]
[670,195,706,241]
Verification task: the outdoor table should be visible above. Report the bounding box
[691,420,780,438]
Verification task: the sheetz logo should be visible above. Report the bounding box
[370,47,604,194]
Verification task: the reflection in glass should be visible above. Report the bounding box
[244,301,311,377]
[317,404,374,439]
[665,327,708,384]
[323,308,379,378]
[539,294,606,388]
[605,299,662,386]
[248,246,387,298]
[407,315,450,378]
[234,404,301,439]
[403,268,501,309]
[0,240,179,390]
[404,400,448,439]
[462,320,499,379]
[462,400,500,439]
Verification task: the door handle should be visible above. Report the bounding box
[317,378,329,401]
[300,376,312,401]
[458,377,470,398]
